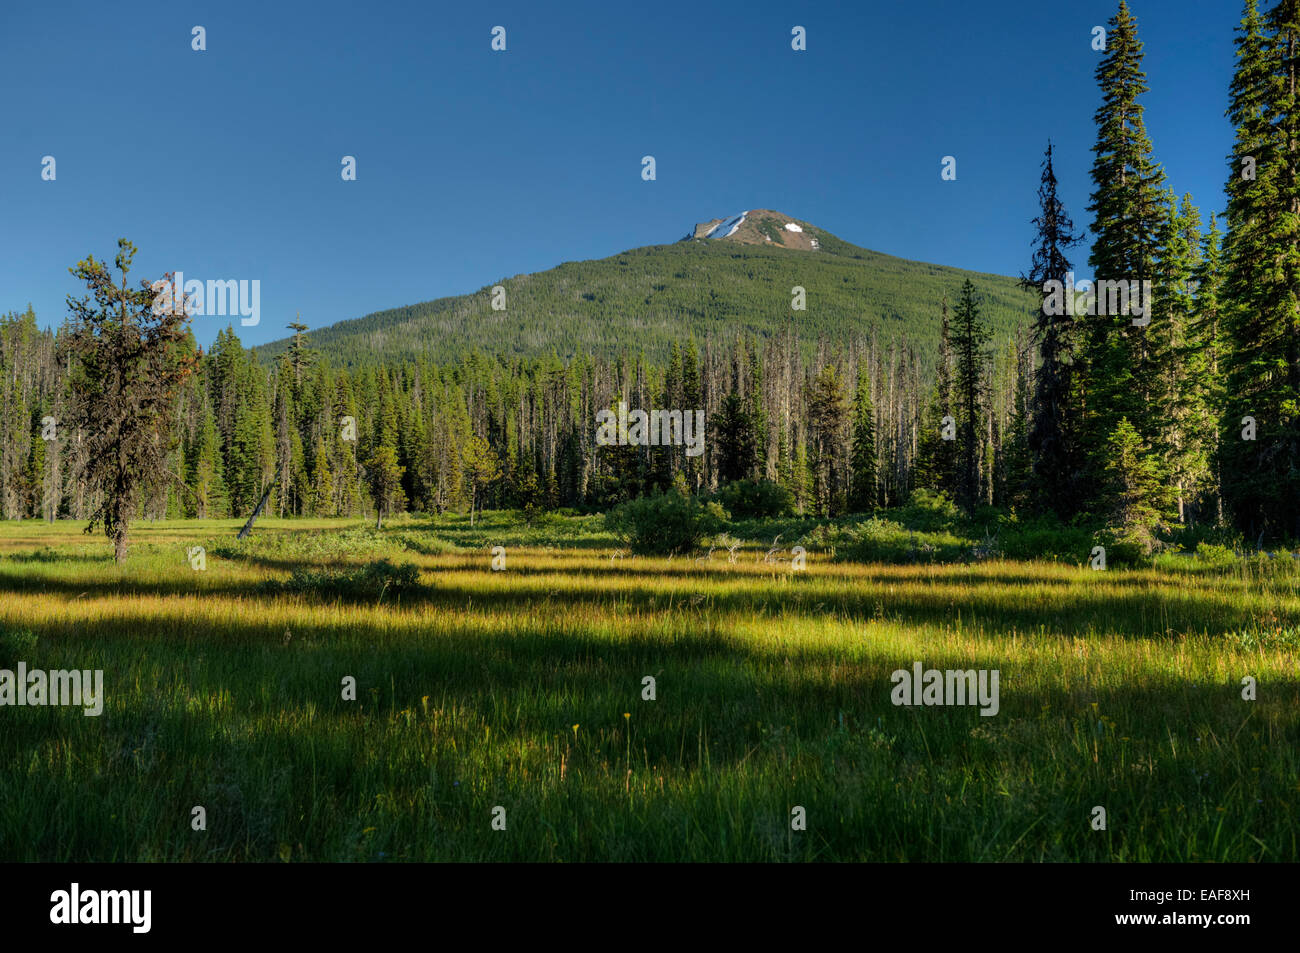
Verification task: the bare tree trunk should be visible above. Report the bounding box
[237,482,275,539]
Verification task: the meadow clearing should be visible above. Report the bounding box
[0,512,1296,862]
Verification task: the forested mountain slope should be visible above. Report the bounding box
[257,215,1035,367]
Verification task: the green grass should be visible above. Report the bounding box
[0,512,1295,861]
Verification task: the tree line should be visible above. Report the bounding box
[2,0,1297,559]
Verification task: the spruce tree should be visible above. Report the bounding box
[188,400,227,518]
[1020,141,1085,517]
[1002,337,1034,513]
[805,365,850,516]
[711,392,760,485]
[1153,192,1210,525]
[1083,0,1169,477]
[848,367,878,512]
[914,298,958,497]
[950,280,991,511]
[1189,216,1227,525]
[1221,0,1300,539]
[1100,417,1169,551]
[62,242,197,562]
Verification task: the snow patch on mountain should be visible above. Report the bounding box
[706,212,747,239]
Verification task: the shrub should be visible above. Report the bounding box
[212,525,396,562]
[605,491,728,555]
[1193,541,1239,567]
[714,479,796,519]
[998,516,1097,562]
[1097,534,1150,569]
[835,516,966,564]
[1170,521,1244,553]
[269,559,425,601]
[899,489,960,532]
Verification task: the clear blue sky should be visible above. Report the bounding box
[1,0,1237,350]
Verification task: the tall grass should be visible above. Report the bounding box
[0,514,1294,861]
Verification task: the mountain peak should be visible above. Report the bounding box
[686,209,822,251]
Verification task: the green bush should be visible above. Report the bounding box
[836,516,967,564]
[268,559,425,601]
[1193,541,1239,567]
[899,489,960,532]
[714,479,796,519]
[1169,521,1244,553]
[212,525,395,562]
[605,491,728,555]
[998,516,1097,562]
[1098,535,1150,569]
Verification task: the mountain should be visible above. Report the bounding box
[688,209,824,252]
[256,212,1035,368]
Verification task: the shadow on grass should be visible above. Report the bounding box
[0,555,1289,642]
[1,607,1292,862]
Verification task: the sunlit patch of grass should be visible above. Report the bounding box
[0,515,1295,861]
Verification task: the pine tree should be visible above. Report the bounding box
[680,339,702,492]
[1082,0,1169,481]
[806,365,850,516]
[791,442,814,515]
[1100,417,1169,550]
[188,400,227,518]
[914,298,958,497]
[1154,192,1211,525]
[62,243,197,562]
[951,280,991,511]
[1188,216,1227,525]
[711,391,760,485]
[1020,141,1085,517]
[1002,336,1034,512]
[1221,0,1300,539]
[462,432,501,526]
[309,434,334,516]
[25,430,46,519]
[366,442,405,529]
[848,366,878,512]
[366,374,406,527]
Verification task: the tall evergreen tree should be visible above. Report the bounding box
[1100,416,1170,550]
[951,280,991,511]
[711,391,760,484]
[1083,0,1169,477]
[1154,192,1211,525]
[1221,0,1300,539]
[914,298,958,497]
[1189,216,1227,525]
[1021,141,1085,517]
[805,365,850,515]
[187,399,227,518]
[62,243,197,562]
[848,366,878,512]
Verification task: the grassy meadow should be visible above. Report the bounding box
[0,512,1296,861]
